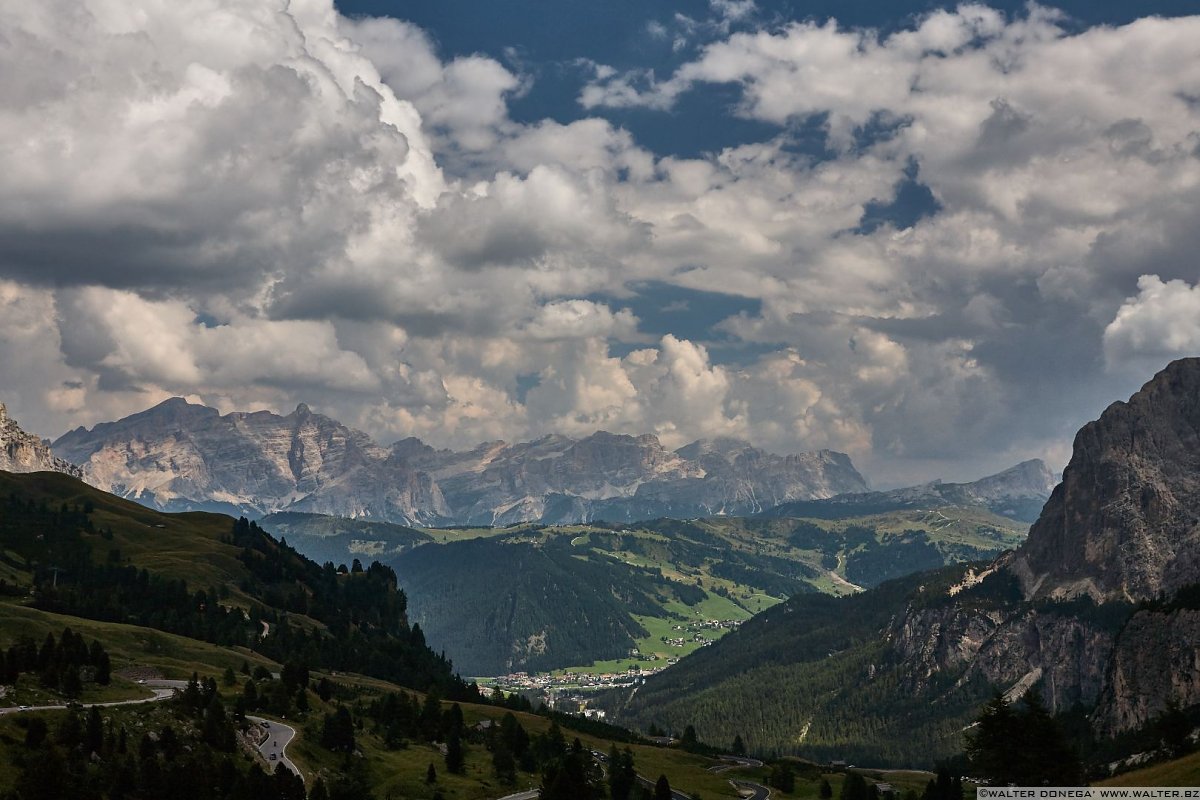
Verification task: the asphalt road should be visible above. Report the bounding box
[0,678,186,716]
[247,715,301,781]
[732,779,772,799]
[708,755,766,773]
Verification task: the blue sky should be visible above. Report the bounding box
[2,0,1200,486]
[339,0,1198,155]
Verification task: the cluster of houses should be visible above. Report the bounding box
[489,665,658,694]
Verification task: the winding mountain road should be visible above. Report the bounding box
[0,679,187,716]
[731,779,772,799]
[247,715,302,781]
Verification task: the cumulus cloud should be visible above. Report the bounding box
[2,0,1199,486]
[1104,275,1200,370]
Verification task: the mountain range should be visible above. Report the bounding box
[610,357,1200,765]
[50,397,870,525]
[762,458,1058,523]
[41,397,1061,530]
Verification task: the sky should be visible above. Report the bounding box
[2,0,1199,487]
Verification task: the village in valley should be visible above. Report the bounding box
[481,617,745,719]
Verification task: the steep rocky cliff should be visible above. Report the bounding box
[53,399,868,526]
[1010,358,1200,602]
[0,403,82,478]
[898,359,1200,730]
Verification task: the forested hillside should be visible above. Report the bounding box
[604,566,986,765]
[0,470,469,697]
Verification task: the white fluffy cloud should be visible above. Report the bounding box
[2,0,1199,485]
[1104,275,1200,370]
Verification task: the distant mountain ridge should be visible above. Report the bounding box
[51,398,869,525]
[0,402,81,478]
[762,458,1057,522]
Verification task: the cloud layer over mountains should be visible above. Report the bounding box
[2,0,1199,484]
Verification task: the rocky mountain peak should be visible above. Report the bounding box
[674,437,755,460]
[0,402,82,478]
[1010,358,1200,602]
[966,458,1058,501]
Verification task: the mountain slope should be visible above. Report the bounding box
[277,507,1025,676]
[0,402,81,478]
[259,510,432,567]
[54,398,868,525]
[0,468,465,696]
[762,459,1057,523]
[610,359,1200,767]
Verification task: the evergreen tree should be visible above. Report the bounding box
[493,740,516,784]
[321,706,356,753]
[445,729,465,774]
[841,772,870,800]
[731,734,746,757]
[681,725,698,748]
[966,691,1082,786]
[965,693,1019,784]
[820,778,834,798]
[1156,701,1192,759]
[85,706,103,754]
[654,774,673,800]
[769,763,796,792]
[426,762,438,784]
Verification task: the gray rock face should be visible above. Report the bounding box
[0,403,82,478]
[1093,607,1200,736]
[891,599,1116,714]
[404,433,868,525]
[53,398,446,524]
[1010,358,1200,602]
[892,359,1200,735]
[53,399,868,526]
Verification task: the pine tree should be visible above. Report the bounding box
[731,734,746,756]
[493,741,516,784]
[654,774,673,800]
[841,772,870,800]
[445,729,465,774]
[1157,701,1193,758]
[426,762,438,784]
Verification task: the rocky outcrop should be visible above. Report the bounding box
[1093,607,1200,736]
[890,599,1116,714]
[0,403,82,477]
[889,359,1200,735]
[53,399,868,526]
[1010,358,1200,602]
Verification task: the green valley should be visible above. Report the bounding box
[351,509,1027,677]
